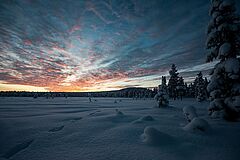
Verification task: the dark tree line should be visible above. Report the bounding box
[0,88,155,98]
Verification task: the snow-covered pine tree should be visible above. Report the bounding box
[155,76,169,107]
[204,77,210,98]
[206,0,240,120]
[160,76,167,91]
[162,76,166,85]
[195,72,207,102]
[184,83,188,96]
[187,83,195,97]
[177,77,185,100]
[168,64,179,100]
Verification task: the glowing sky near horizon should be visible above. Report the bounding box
[0,0,239,92]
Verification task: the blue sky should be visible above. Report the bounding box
[0,0,239,91]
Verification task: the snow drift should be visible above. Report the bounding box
[183,106,198,122]
[183,117,210,132]
[141,126,175,146]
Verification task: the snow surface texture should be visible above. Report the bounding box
[132,115,154,124]
[0,97,240,160]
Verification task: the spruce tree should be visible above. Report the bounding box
[161,76,167,91]
[177,77,185,100]
[187,83,195,97]
[206,0,240,120]
[168,64,179,100]
[195,72,207,102]
[204,77,210,98]
[155,76,169,107]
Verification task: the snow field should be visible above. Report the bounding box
[0,97,240,160]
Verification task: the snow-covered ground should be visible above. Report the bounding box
[0,97,239,160]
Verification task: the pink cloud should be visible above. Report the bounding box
[23,39,32,46]
[69,24,81,34]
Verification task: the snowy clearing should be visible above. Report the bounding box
[0,97,240,160]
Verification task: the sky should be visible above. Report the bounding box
[0,0,239,92]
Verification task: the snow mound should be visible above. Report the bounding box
[141,126,175,146]
[183,118,210,132]
[115,109,124,116]
[183,106,198,122]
